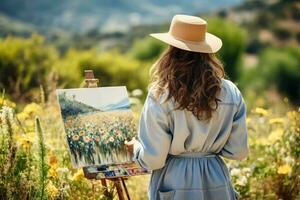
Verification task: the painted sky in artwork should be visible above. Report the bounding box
[57,86,129,110]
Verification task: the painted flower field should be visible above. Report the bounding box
[0,92,299,199]
[64,110,136,167]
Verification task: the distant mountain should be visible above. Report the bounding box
[0,0,243,33]
[99,98,130,111]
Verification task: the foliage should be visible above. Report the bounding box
[259,47,300,104]
[0,35,58,100]
[241,46,300,105]
[207,17,247,82]
[53,48,150,99]
[1,90,300,199]
[227,106,300,199]
[128,37,166,61]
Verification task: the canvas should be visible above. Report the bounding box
[56,86,136,168]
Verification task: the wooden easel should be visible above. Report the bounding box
[82,69,131,200]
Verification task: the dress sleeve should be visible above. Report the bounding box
[133,92,172,170]
[218,89,249,160]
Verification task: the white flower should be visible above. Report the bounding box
[242,168,251,173]
[57,167,69,174]
[283,156,294,165]
[236,176,247,186]
[230,168,241,176]
[131,89,143,97]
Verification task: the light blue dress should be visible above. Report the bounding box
[133,78,249,200]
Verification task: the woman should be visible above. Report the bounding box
[127,14,249,200]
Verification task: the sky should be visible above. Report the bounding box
[57,86,129,109]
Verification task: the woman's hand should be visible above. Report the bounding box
[124,137,138,155]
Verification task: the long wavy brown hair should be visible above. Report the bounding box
[149,46,225,121]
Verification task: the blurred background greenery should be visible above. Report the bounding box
[0,0,299,108]
[0,0,300,199]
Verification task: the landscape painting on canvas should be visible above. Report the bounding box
[56,86,137,168]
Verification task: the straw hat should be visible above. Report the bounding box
[150,14,222,53]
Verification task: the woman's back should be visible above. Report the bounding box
[154,78,248,159]
[134,78,248,200]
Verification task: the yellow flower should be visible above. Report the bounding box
[79,130,85,136]
[22,103,41,115]
[48,164,58,178]
[277,164,292,174]
[287,111,297,120]
[269,118,285,124]
[46,181,59,198]
[268,128,284,143]
[17,112,30,121]
[15,131,35,149]
[246,118,251,125]
[71,169,84,181]
[72,135,79,141]
[254,107,269,116]
[49,153,58,166]
[256,137,270,146]
[0,97,16,108]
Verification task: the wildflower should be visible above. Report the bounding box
[71,169,84,181]
[57,167,69,174]
[46,181,58,198]
[79,130,85,136]
[256,138,270,146]
[254,107,269,116]
[17,112,30,121]
[235,176,247,186]
[0,97,16,108]
[116,130,122,135]
[72,135,79,141]
[1,106,14,123]
[230,168,241,176]
[48,164,58,178]
[287,111,297,120]
[246,118,251,125]
[131,89,143,97]
[49,153,58,166]
[283,156,294,165]
[269,118,284,124]
[94,136,100,142]
[14,131,35,149]
[109,137,115,142]
[277,164,292,175]
[83,136,91,143]
[23,103,41,115]
[268,128,284,143]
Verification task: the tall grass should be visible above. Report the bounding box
[35,117,49,200]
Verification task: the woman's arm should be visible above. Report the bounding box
[218,88,249,160]
[133,92,172,170]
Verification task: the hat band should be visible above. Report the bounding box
[168,32,207,44]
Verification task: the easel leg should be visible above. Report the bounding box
[114,178,125,200]
[121,178,130,200]
[101,179,109,197]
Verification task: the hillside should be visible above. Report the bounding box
[218,0,300,52]
[0,0,243,33]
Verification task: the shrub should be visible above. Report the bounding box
[207,18,247,82]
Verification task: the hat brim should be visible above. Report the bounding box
[149,32,222,53]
